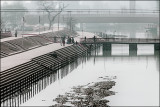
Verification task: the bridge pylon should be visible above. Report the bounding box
[129,44,137,56]
[130,0,136,14]
[103,43,112,56]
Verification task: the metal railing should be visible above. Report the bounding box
[1,9,159,14]
[80,38,160,44]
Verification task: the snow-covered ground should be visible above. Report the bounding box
[1,28,64,42]
[75,31,100,42]
[1,31,96,71]
[1,43,72,71]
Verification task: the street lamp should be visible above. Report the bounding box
[39,16,40,35]
[22,16,25,47]
[58,2,62,31]
[82,23,83,38]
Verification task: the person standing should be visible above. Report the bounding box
[15,30,17,37]
[60,36,62,46]
[69,37,71,44]
[62,37,65,46]
[72,37,75,44]
[54,37,56,43]
[93,35,96,42]
[84,36,86,42]
[75,41,78,45]
[67,36,69,44]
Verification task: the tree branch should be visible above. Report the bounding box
[38,1,69,30]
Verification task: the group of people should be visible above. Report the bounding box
[67,36,75,44]
[60,36,78,46]
[84,35,96,42]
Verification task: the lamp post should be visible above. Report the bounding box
[39,16,40,35]
[43,11,45,31]
[82,23,83,38]
[58,3,61,31]
[69,11,71,31]
[22,16,25,47]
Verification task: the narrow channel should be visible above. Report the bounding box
[21,45,159,106]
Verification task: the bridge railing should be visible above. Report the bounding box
[1,9,159,15]
[64,9,159,15]
[80,38,160,43]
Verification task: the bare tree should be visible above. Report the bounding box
[0,18,8,31]
[1,2,27,30]
[66,17,77,31]
[38,1,68,30]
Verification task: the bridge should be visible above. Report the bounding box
[80,38,160,44]
[2,9,159,24]
[80,38,160,56]
[60,9,159,23]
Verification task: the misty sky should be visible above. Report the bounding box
[1,1,158,10]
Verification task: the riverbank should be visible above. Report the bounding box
[1,31,97,71]
[19,43,159,107]
[17,31,101,106]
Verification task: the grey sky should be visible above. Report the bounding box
[1,1,158,10]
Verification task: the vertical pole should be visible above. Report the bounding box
[20,81,21,104]
[15,12,17,31]
[18,95,19,107]
[22,17,25,47]
[52,23,53,33]
[82,23,83,38]
[14,97,16,107]
[43,11,45,31]
[39,16,40,35]
[58,3,60,31]
[130,0,136,14]
[10,95,11,107]
[70,12,72,31]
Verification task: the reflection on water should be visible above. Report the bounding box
[87,46,159,106]
[137,44,154,55]
[67,45,159,106]
[21,45,159,106]
[112,44,129,55]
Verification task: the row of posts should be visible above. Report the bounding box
[1,47,89,107]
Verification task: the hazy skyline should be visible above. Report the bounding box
[1,1,158,10]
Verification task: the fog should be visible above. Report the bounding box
[1,1,159,107]
[1,1,158,10]
[1,1,159,37]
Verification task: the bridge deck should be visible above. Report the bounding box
[80,38,160,44]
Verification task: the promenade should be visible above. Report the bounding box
[1,30,96,71]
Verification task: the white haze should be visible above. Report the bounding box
[1,1,158,10]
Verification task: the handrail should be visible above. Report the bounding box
[80,38,160,43]
[1,9,159,14]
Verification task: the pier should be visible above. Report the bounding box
[80,38,160,56]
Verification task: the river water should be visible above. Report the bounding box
[21,44,159,106]
[20,26,159,106]
[88,45,159,106]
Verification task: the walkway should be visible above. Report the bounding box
[1,43,71,71]
[80,38,160,44]
[1,31,95,71]
[1,28,63,42]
